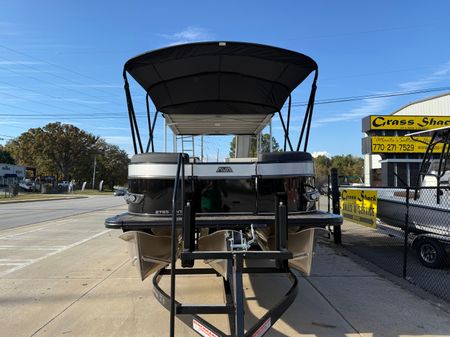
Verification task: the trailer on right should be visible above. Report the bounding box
[377,125,450,268]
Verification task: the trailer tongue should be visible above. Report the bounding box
[105,41,342,336]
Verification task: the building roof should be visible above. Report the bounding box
[391,91,450,115]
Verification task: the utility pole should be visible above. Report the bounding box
[164,119,167,152]
[200,135,204,161]
[269,120,273,152]
[216,149,219,162]
[92,155,97,190]
[173,133,177,153]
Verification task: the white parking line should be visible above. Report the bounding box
[0,263,28,266]
[0,227,47,239]
[0,246,65,250]
[0,229,111,277]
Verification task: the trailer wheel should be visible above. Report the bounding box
[416,239,447,268]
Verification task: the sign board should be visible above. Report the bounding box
[362,115,450,132]
[370,136,444,154]
[340,189,377,228]
[0,164,26,178]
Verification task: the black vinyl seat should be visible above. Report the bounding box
[257,151,312,163]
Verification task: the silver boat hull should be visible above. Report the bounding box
[255,227,326,276]
[119,231,174,281]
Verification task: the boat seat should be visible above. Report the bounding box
[131,152,189,164]
[257,151,312,163]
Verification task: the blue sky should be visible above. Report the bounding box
[1,0,450,159]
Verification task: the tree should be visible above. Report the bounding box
[94,139,130,188]
[331,155,364,178]
[5,123,129,186]
[313,155,332,185]
[0,146,15,164]
[229,134,280,157]
[313,154,364,186]
[6,123,98,180]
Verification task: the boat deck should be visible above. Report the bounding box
[105,210,342,230]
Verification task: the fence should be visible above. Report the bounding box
[327,181,450,303]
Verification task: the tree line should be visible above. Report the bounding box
[229,134,280,157]
[2,122,129,189]
[228,135,363,186]
[314,154,364,186]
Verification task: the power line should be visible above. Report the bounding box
[0,77,126,116]
[0,55,124,106]
[0,85,449,119]
[291,86,450,107]
[0,44,119,95]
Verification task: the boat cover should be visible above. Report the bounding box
[124,42,317,135]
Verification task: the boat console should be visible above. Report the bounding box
[122,151,315,214]
[107,150,340,228]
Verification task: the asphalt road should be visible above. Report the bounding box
[0,196,126,231]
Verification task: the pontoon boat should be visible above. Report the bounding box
[105,41,342,337]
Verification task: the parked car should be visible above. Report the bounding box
[58,181,70,188]
[19,179,35,191]
[113,188,127,196]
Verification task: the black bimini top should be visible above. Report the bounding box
[124,41,317,135]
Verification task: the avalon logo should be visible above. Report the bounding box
[216,166,233,173]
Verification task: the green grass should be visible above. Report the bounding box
[0,189,112,201]
[0,193,73,201]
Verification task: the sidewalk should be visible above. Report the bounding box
[305,242,450,336]
[1,208,449,336]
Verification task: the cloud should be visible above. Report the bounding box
[314,95,390,126]
[159,26,213,45]
[0,120,21,125]
[59,84,122,89]
[399,60,450,91]
[312,151,331,158]
[96,126,129,131]
[0,61,43,65]
[102,136,131,145]
[314,60,450,127]
[48,97,108,105]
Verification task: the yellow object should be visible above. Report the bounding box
[369,116,450,130]
[371,136,443,153]
[340,189,377,228]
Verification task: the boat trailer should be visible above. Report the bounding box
[106,154,338,336]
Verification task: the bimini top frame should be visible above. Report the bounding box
[407,125,450,197]
[122,41,318,154]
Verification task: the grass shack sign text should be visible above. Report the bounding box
[340,189,378,228]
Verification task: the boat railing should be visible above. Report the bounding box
[169,153,186,337]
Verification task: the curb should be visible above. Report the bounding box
[0,196,88,204]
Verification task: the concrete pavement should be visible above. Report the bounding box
[1,201,449,336]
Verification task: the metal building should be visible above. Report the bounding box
[362,92,450,187]
[0,163,26,186]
